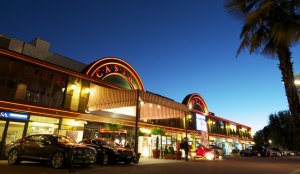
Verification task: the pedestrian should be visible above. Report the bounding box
[183,138,189,161]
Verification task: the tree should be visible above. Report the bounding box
[254,110,295,150]
[225,0,300,150]
[254,126,270,147]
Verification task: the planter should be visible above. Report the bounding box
[164,154,173,159]
[152,149,160,158]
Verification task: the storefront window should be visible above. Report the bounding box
[59,118,84,143]
[27,115,60,135]
[5,122,25,144]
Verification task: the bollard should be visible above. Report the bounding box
[68,146,74,172]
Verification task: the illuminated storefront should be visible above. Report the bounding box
[0,36,253,159]
[0,111,28,159]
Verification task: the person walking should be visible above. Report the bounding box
[183,138,189,161]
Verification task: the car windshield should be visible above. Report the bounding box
[96,139,116,148]
[55,135,76,144]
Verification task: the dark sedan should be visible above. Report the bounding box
[7,134,96,168]
[240,146,267,157]
[81,138,135,165]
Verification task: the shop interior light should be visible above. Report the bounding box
[157,105,161,109]
[61,88,65,93]
[85,88,90,93]
[71,84,77,90]
[149,103,153,107]
[140,101,145,105]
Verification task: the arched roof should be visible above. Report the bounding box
[182,93,209,115]
[82,57,144,90]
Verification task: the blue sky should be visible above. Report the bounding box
[2,0,299,133]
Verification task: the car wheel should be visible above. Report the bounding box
[51,151,65,169]
[8,149,21,165]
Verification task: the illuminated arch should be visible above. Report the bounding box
[82,57,144,90]
[182,93,209,115]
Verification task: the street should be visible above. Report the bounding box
[1,156,300,174]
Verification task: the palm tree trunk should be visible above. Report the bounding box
[277,47,300,151]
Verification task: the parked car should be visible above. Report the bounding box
[266,147,282,157]
[81,138,135,164]
[194,144,216,160]
[6,134,96,168]
[240,146,267,157]
[208,145,225,158]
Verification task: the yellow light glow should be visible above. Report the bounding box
[140,128,151,134]
[31,122,56,127]
[140,101,145,105]
[149,103,153,107]
[85,88,90,93]
[71,84,77,90]
[294,80,300,85]
[157,105,161,109]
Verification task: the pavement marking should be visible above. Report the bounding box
[289,168,300,174]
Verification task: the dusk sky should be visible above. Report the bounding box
[2,0,300,133]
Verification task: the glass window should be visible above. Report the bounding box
[29,115,60,124]
[5,122,25,145]
[0,55,67,109]
[60,118,84,142]
[27,116,60,136]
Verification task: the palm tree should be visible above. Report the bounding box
[224,0,300,150]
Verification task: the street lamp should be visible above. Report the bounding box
[268,139,272,145]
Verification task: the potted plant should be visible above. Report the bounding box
[152,136,160,158]
[164,147,172,159]
[151,128,165,158]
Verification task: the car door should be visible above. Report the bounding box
[24,135,48,160]
[38,135,54,160]
[23,135,38,158]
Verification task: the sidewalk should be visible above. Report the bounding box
[137,157,185,165]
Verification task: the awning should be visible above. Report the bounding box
[87,84,189,119]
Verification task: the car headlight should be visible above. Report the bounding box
[73,149,83,155]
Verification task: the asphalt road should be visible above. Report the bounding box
[1,156,300,174]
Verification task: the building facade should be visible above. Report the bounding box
[0,35,253,159]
